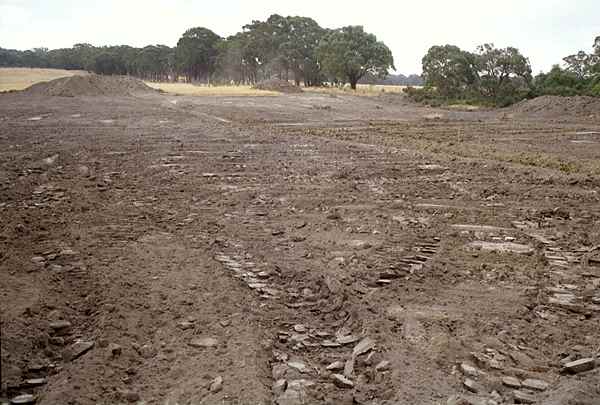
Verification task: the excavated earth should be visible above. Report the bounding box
[1,85,600,405]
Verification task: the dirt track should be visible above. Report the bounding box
[1,90,600,405]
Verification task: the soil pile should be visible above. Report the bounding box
[253,79,302,93]
[24,74,156,97]
[509,95,600,120]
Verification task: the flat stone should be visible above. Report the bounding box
[24,378,46,386]
[375,360,391,371]
[31,256,45,263]
[10,394,36,404]
[468,241,534,255]
[337,335,360,345]
[321,340,342,348]
[460,363,480,377]
[49,320,72,331]
[463,378,485,394]
[513,390,536,404]
[287,361,309,374]
[522,378,549,391]
[331,373,354,388]
[210,376,223,393]
[502,376,522,388]
[343,358,355,377]
[63,340,94,361]
[348,240,372,249]
[352,337,375,357]
[189,337,218,348]
[326,361,345,371]
[563,357,595,373]
[178,321,194,330]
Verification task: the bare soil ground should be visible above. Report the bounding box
[1,86,600,405]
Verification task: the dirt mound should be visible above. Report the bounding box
[509,95,600,120]
[253,79,302,93]
[24,74,156,97]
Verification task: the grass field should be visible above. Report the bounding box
[145,82,280,96]
[0,67,87,91]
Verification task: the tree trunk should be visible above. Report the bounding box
[350,79,357,90]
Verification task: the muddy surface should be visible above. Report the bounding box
[1,90,599,405]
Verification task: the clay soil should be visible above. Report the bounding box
[1,88,600,405]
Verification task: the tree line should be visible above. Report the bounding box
[410,36,600,106]
[0,14,395,89]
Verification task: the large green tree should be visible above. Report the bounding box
[175,27,221,83]
[422,45,478,98]
[317,26,394,89]
[476,44,532,103]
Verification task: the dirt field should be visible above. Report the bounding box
[1,81,599,405]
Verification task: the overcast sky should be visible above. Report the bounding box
[1,0,599,74]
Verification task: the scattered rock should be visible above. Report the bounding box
[468,241,534,255]
[326,361,345,371]
[375,360,391,371]
[352,337,375,357]
[460,363,480,377]
[210,376,223,393]
[63,340,94,361]
[463,378,485,394]
[563,358,595,373]
[522,378,549,391]
[502,376,522,388]
[287,361,309,374]
[332,373,354,388]
[49,320,71,332]
[343,358,355,377]
[513,390,536,404]
[189,337,219,348]
[10,394,36,404]
[24,378,46,386]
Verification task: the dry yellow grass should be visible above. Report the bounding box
[0,67,87,91]
[305,84,411,97]
[146,82,279,96]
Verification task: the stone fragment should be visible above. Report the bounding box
[31,256,45,264]
[502,376,522,388]
[10,394,36,404]
[49,320,72,331]
[352,337,375,357]
[337,335,360,345]
[24,378,46,386]
[178,321,194,330]
[463,378,485,394]
[293,324,307,333]
[343,358,355,377]
[287,361,309,374]
[522,378,549,391]
[460,363,480,377]
[563,357,595,373]
[513,390,536,404]
[332,374,354,388]
[64,340,94,361]
[375,360,391,371]
[468,241,534,255]
[326,361,345,371]
[321,340,341,348]
[210,376,223,393]
[189,337,218,348]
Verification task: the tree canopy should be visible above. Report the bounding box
[317,26,394,89]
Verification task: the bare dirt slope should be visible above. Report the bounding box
[1,88,599,405]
